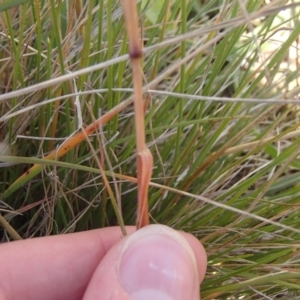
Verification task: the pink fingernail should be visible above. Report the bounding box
[118,225,199,300]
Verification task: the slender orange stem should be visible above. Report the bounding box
[120,0,153,228]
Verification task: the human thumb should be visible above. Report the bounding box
[83,224,207,300]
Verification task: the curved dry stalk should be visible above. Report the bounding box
[0,214,22,240]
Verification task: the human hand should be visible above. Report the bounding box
[0,224,207,300]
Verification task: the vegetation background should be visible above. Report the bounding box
[0,0,300,298]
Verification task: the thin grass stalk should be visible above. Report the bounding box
[120,0,153,229]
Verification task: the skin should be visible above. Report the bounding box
[0,226,207,300]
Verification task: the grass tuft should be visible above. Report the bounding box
[1,0,300,298]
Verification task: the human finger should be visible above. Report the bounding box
[83,224,207,300]
[0,226,135,300]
